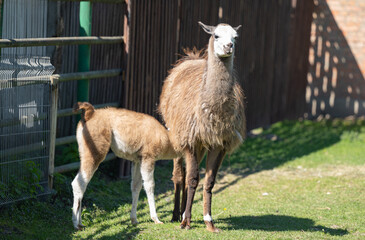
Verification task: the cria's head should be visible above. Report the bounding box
[199,21,242,58]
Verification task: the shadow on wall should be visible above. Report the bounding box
[306,0,365,119]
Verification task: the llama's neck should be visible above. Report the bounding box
[207,37,234,74]
[202,37,235,102]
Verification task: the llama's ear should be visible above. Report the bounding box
[198,21,216,35]
[234,25,242,32]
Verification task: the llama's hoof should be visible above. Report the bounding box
[75,223,85,231]
[184,225,191,230]
[204,221,221,233]
[182,218,191,230]
[153,218,163,224]
[179,219,187,229]
[131,218,139,225]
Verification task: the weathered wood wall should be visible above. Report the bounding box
[125,0,314,130]
[54,2,125,137]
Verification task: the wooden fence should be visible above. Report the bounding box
[54,0,314,134]
[124,0,314,130]
[55,1,126,137]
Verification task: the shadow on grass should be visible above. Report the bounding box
[79,221,140,240]
[213,119,365,195]
[222,215,348,236]
[226,120,364,171]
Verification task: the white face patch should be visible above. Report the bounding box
[213,25,238,58]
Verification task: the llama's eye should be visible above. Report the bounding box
[214,35,219,39]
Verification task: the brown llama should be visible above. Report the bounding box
[71,102,179,230]
[158,22,246,232]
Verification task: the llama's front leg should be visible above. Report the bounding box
[180,146,205,230]
[203,148,226,233]
[171,157,184,222]
[141,160,163,224]
[71,170,93,230]
[180,148,202,230]
[130,161,142,225]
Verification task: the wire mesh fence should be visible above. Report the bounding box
[0,55,54,205]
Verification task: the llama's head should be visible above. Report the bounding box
[199,21,242,58]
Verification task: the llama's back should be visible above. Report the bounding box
[107,108,174,160]
[159,58,206,152]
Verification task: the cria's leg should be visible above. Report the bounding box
[203,148,226,233]
[71,170,94,230]
[141,159,163,224]
[72,123,110,230]
[130,161,142,225]
[171,157,184,222]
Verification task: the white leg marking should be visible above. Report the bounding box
[203,214,213,222]
[182,211,186,221]
[71,171,90,229]
[140,161,163,224]
[130,162,142,225]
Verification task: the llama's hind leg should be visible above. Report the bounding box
[140,159,163,224]
[171,157,184,222]
[180,168,187,220]
[71,169,95,230]
[130,161,142,225]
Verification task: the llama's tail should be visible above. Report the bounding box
[73,102,95,122]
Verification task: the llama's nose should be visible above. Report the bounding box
[223,42,233,54]
[226,42,233,48]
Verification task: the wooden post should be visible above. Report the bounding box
[48,76,59,190]
[118,0,131,179]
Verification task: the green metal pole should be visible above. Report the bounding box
[77,2,92,103]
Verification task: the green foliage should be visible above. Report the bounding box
[1,161,44,200]
[55,143,80,166]
[52,173,73,207]
[25,161,43,196]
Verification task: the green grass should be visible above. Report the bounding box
[1,119,365,239]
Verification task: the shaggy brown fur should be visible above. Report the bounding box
[71,102,179,230]
[159,38,245,153]
[159,22,246,232]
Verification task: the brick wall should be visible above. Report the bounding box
[306,0,365,118]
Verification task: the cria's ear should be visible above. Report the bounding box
[234,25,242,32]
[198,21,216,35]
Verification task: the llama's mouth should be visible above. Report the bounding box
[219,52,233,58]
